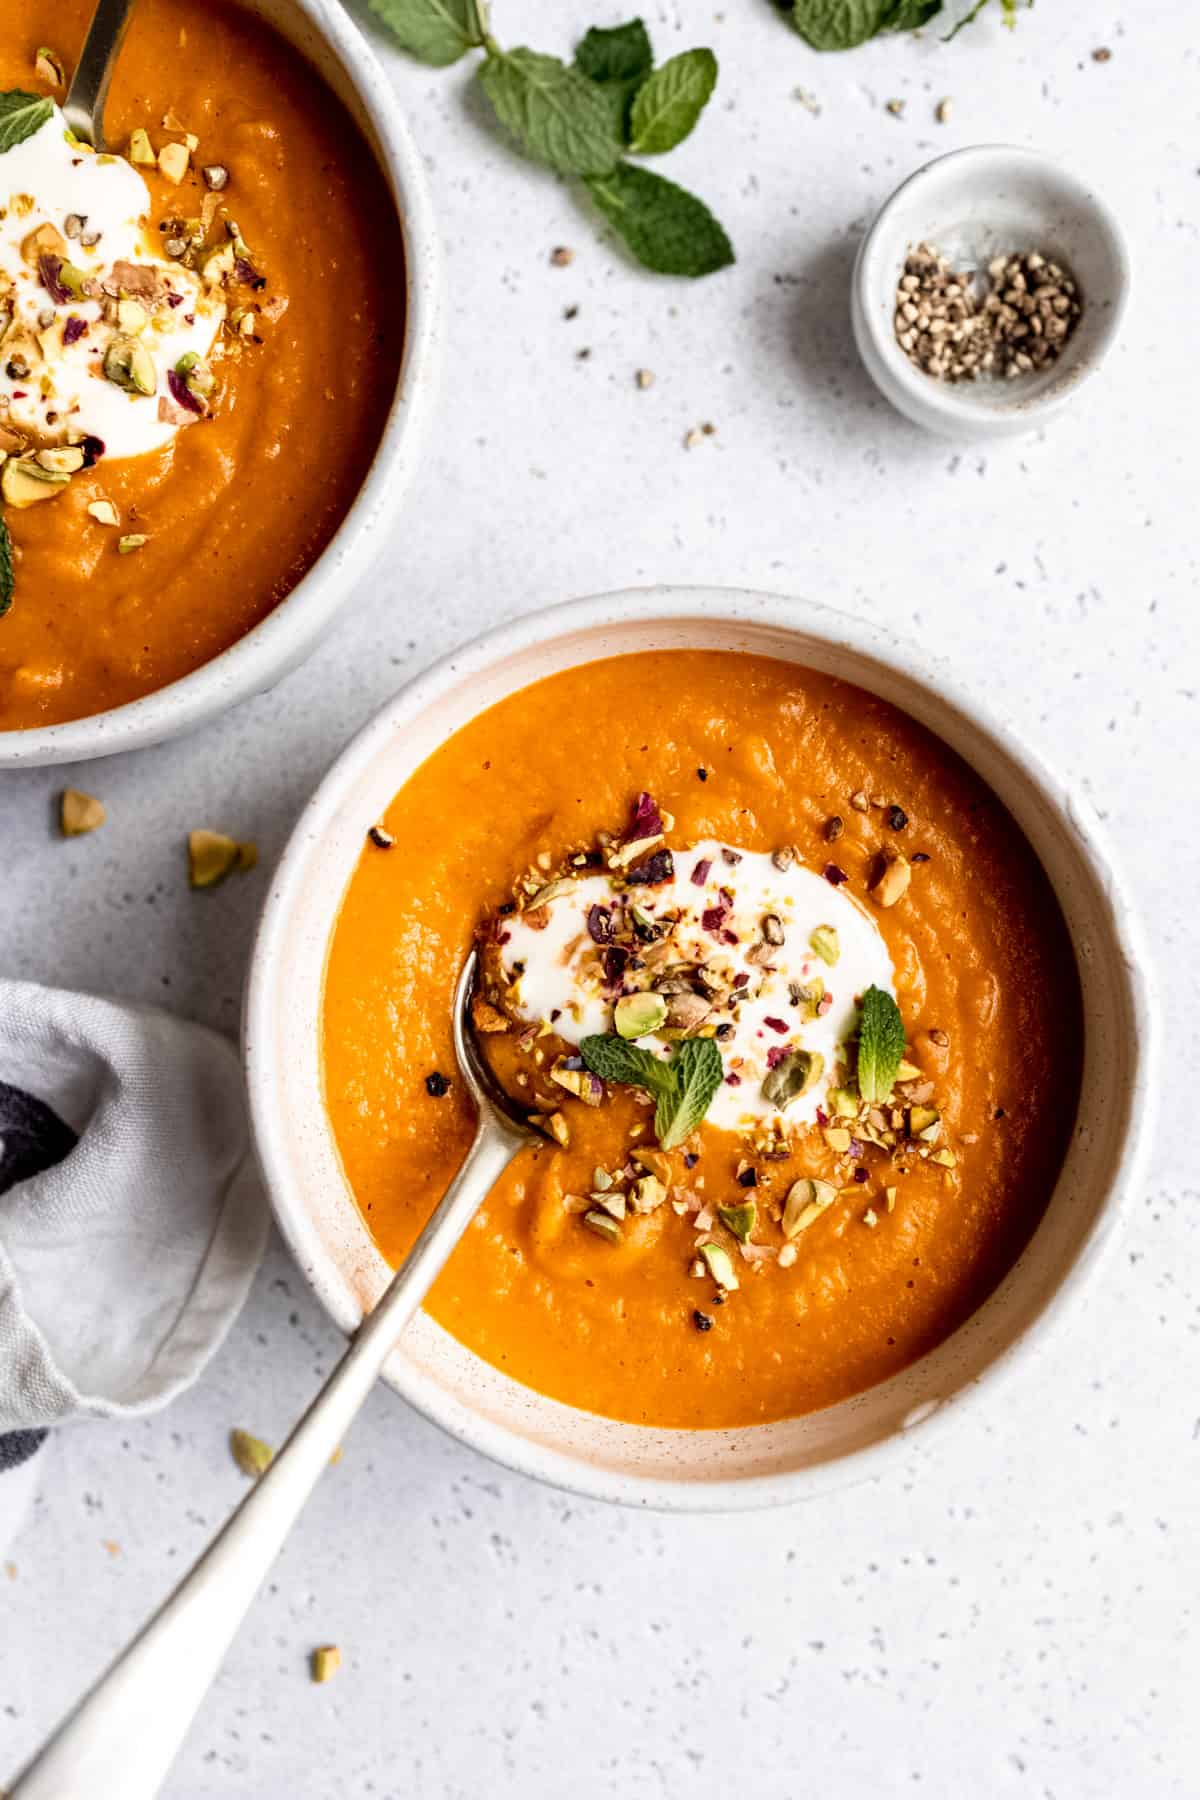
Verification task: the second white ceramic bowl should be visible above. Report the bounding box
[0,0,440,768]
[244,587,1156,1511]
[852,146,1131,439]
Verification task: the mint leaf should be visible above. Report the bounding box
[581,1033,677,1101]
[574,19,653,144]
[789,0,893,49]
[856,986,906,1104]
[369,0,486,66]
[480,48,622,176]
[884,0,942,25]
[580,1032,724,1149]
[660,1037,722,1149]
[585,163,733,277]
[0,514,13,619]
[629,48,717,155]
[0,90,54,155]
[574,20,652,86]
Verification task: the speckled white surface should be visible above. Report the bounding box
[2,3,1197,1794]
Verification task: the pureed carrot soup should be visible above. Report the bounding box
[0,0,403,729]
[322,652,1082,1430]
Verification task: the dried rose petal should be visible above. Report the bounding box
[79,435,105,466]
[724,1072,742,1087]
[732,972,749,990]
[604,945,629,986]
[823,863,849,886]
[690,858,712,886]
[763,1017,788,1034]
[234,256,266,291]
[38,254,70,304]
[766,1044,790,1070]
[627,791,664,842]
[62,316,87,346]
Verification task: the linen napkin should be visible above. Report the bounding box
[0,980,269,1544]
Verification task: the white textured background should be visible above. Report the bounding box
[3,3,1197,1795]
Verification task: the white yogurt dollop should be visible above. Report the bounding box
[499,841,895,1134]
[0,108,223,459]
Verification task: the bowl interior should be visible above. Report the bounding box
[247,593,1149,1509]
[858,147,1130,427]
[0,0,438,768]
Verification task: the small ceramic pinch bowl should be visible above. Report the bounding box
[245,587,1157,1512]
[852,145,1131,439]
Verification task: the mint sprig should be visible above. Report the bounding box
[0,515,13,619]
[580,1032,724,1149]
[0,90,54,155]
[855,986,906,1104]
[369,4,733,277]
[780,0,1027,50]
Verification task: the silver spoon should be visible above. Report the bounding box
[62,0,140,150]
[9,950,532,1800]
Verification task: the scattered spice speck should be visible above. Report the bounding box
[311,1645,342,1684]
[935,98,953,124]
[885,98,905,118]
[425,1071,451,1098]
[635,368,655,389]
[550,246,574,267]
[1092,46,1112,62]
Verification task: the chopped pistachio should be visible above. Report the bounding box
[885,1187,898,1212]
[582,1208,621,1243]
[230,1428,273,1477]
[592,1166,613,1191]
[929,1147,957,1168]
[593,1189,627,1221]
[761,1048,824,1110]
[828,1086,859,1119]
[202,242,236,283]
[117,534,148,554]
[717,1200,756,1242]
[116,297,148,335]
[544,1110,569,1147]
[863,1208,879,1228]
[629,1174,667,1214]
[615,991,668,1040]
[697,1240,739,1290]
[871,850,911,908]
[896,1059,922,1081]
[36,445,85,474]
[60,788,106,837]
[791,976,825,1021]
[311,1646,342,1684]
[104,334,157,396]
[823,1125,852,1153]
[908,1104,940,1136]
[2,457,68,507]
[87,498,120,527]
[808,924,840,966]
[21,222,66,264]
[202,164,230,191]
[128,127,156,165]
[36,46,66,87]
[777,1242,798,1268]
[158,140,190,184]
[782,1176,838,1239]
[188,829,256,889]
[632,1148,672,1183]
[526,876,576,910]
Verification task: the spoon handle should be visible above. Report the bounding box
[9,1113,521,1800]
[62,0,140,149]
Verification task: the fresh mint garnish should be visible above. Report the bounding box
[628,49,717,155]
[480,48,622,175]
[585,165,733,278]
[370,8,733,277]
[367,0,488,67]
[0,90,54,155]
[855,985,906,1104]
[580,1032,724,1150]
[780,0,1026,50]
[0,515,13,619]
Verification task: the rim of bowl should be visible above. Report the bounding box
[0,0,441,768]
[852,144,1132,436]
[244,586,1159,1511]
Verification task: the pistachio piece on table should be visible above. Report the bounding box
[808,924,840,966]
[311,1646,342,1684]
[60,789,106,837]
[104,334,157,396]
[230,1428,273,1478]
[697,1240,739,1291]
[761,1048,824,1110]
[615,990,668,1039]
[871,849,911,908]
[717,1200,756,1242]
[188,829,256,889]
[782,1177,838,1240]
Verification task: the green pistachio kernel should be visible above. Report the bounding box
[614,991,668,1040]
[761,1048,825,1111]
[809,924,840,966]
[104,334,156,396]
[717,1201,756,1242]
[782,1177,838,1240]
[697,1240,739,1291]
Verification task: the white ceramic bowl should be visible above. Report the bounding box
[0,0,440,769]
[852,146,1130,439]
[244,587,1156,1511]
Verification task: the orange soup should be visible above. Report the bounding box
[0,0,403,729]
[322,653,1082,1430]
